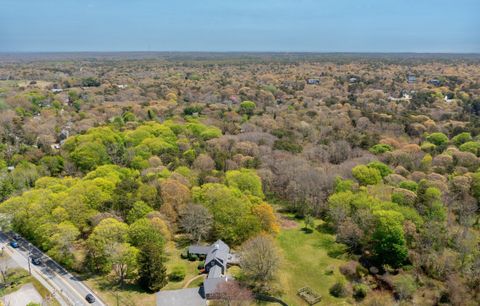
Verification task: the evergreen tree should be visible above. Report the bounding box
[137,242,168,292]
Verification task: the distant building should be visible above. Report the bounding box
[444,94,454,103]
[51,88,63,93]
[407,74,416,84]
[59,129,70,141]
[428,79,441,87]
[188,240,238,299]
[116,84,128,89]
[349,77,358,83]
[306,78,320,85]
[50,144,61,150]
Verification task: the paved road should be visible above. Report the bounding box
[0,232,106,306]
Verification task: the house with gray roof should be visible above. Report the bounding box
[188,240,235,299]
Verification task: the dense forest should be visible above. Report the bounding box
[0,53,479,305]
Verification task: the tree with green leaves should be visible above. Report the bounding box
[192,183,261,245]
[110,242,139,286]
[352,165,382,185]
[226,168,264,198]
[304,214,315,232]
[239,101,256,117]
[137,241,168,292]
[426,132,448,146]
[372,210,408,267]
[367,161,392,178]
[86,218,129,273]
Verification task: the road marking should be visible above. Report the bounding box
[1,232,105,306]
[2,246,69,306]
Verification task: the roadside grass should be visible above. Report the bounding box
[84,276,155,306]
[275,217,350,306]
[30,277,61,306]
[0,267,60,305]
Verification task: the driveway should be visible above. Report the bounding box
[3,283,43,306]
[157,287,206,306]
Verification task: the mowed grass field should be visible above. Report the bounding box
[276,216,350,306]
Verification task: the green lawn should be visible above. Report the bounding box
[276,217,350,306]
[163,239,203,290]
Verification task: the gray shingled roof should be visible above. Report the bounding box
[188,245,211,255]
[205,240,229,268]
[188,240,233,297]
[204,276,228,295]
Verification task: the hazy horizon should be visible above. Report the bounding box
[1,0,479,53]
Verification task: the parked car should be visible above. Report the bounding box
[9,241,19,248]
[31,257,42,266]
[12,233,20,240]
[85,293,96,304]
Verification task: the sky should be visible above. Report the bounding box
[1,0,479,53]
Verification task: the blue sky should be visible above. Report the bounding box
[1,0,479,53]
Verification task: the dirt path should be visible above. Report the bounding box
[183,274,206,288]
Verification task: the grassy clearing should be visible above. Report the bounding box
[275,216,350,306]
[163,239,202,290]
[84,276,155,306]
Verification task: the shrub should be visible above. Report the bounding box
[367,161,392,178]
[183,105,203,116]
[273,139,303,153]
[420,141,436,153]
[426,132,448,146]
[459,141,480,155]
[197,262,205,270]
[369,144,393,154]
[399,180,418,192]
[188,254,199,261]
[239,101,256,116]
[339,261,358,280]
[180,250,188,259]
[169,266,186,281]
[334,177,356,193]
[353,284,369,300]
[329,280,349,298]
[391,190,416,206]
[352,165,382,185]
[452,132,472,146]
[324,266,334,275]
[81,77,101,87]
[392,274,417,300]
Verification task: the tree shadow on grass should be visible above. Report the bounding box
[96,276,150,294]
[175,236,193,249]
[316,222,335,235]
[301,227,314,234]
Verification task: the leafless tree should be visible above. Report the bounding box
[239,235,280,291]
[179,204,213,242]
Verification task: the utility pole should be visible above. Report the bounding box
[27,245,32,276]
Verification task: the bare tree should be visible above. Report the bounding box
[211,281,253,306]
[179,204,213,242]
[239,235,280,291]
